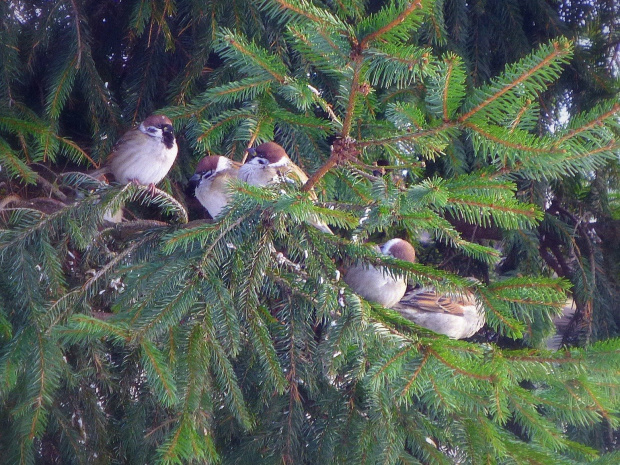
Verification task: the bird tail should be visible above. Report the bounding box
[309,216,333,234]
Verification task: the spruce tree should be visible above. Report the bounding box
[0,1,618,463]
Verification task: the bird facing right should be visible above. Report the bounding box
[93,114,178,187]
[344,238,416,308]
[344,238,485,339]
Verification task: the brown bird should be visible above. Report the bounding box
[189,155,241,218]
[345,238,485,339]
[392,287,484,339]
[344,238,416,308]
[92,114,177,188]
[238,142,332,233]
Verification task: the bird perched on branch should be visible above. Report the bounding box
[345,238,485,339]
[392,287,484,339]
[189,155,240,219]
[92,114,177,188]
[344,238,416,308]
[238,141,332,234]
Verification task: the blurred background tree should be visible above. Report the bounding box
[0,1,618,463]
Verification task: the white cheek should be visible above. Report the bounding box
[139,123,163,140]
[269,158,288,168]
[215,156,230,172]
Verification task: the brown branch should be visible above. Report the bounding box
[359,1,425,49]
[69,0,82,68]
[554,103,620,145]
[458,40,568,123]
[342,56,364,137]
[36,174,68,201]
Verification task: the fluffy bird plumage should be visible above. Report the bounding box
[93,114,177,186]
[345,238,485,339]
[189,155,240,218]
[344,238,416,308]
[392,287,484,339]
[238,142,332,234]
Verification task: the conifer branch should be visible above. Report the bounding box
[357,122,452,147]
[458,40,571,122]
[555,103,620,145]
[272,0,332,26]
[29,331,46,440]
[197,112,256,142]
[427,347,494,381]
[399,349,430,399]
[69,0,82,68]
[510,100,533,132]
[464,122,561,154]
[358,1,425,49]
[224,37,286,84]
[447,197,539,220]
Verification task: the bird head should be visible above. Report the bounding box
[140,114,175,148]
[188,155,230,191]
[381,238,416,263]
[245,142,290,167]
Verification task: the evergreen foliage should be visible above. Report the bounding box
[0,0,618,463]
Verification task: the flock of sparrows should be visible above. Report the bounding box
[94,113,486,339]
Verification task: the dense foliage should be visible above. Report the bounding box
[0,1,618,463]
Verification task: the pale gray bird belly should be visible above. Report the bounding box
[238,164,278,186]
[344,264,407,308]
[195,179,229,218]
[395,303,484,339]
[111,141,176,185]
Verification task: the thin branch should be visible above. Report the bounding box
[358,1,425,49]
[458,40,568,123]
[69,0,82,68]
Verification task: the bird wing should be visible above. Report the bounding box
[394,288,476,316]
[101,128,140,166]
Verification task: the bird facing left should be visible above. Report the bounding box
[189,155,241,219]
[238,141,332,234]
[92,114,178,187]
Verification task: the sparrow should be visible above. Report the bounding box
[344,238,485,339]
[344,238,417,308]
[92,114,177,187]
[392,287,485,339]
[188,155,241,218]
[238,142,332,233]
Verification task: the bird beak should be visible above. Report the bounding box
[245,147,256,161]
[186,173,201,195]
[163,124,174,134]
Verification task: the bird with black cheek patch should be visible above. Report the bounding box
[238,141,332,234]
[92,114,177,189]
[345,238,485,339]
[189,155,241,219]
